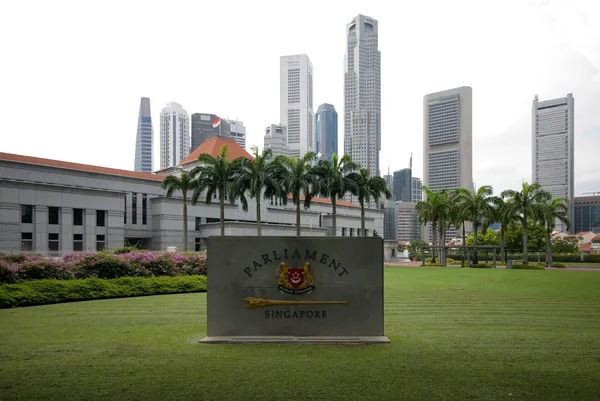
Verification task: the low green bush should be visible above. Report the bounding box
[0,275,207,308]
[584,254,600,263]
[551,262,566,268]
[511,263,546,270]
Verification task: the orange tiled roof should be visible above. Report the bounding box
[180,136,253,165]
[288,194,359,208]
[592,234,600,242]
[580,243,591,252]
[0,152,164,182]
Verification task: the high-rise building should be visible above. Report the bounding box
[393,169,412,202]
[227,119,246,150]
[280,54,313,158]
[160,102,190,170]
[191,113,231,152]
[423,86,473,242]
[344,14,381,205]
[134,97,153,173]
[314,103,338,161]
[532,93,575,233]
[264,124,291,157]
[396,202,421,242]
[574,195,600,234]
[412,177,422,203]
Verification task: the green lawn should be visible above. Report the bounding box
[1,268,600,401]
[561,262,600,267]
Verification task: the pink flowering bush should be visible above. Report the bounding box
[0,250,207,283]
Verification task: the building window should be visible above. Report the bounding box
[365,229,369,237]
[195,217,201,231]
[48,233,59,253]
[142,194,147,225]
[73,209,83,226]
[132,193,137,224]
[342,227,346,237]
[124,194,127,224]
[96,235,106,251]
[195,238,201,252]
[96,210,105,227]
[48,207,60,225]
[73,234,83,251]
[21,232,33,251]
[350,228,354,237]
[21,205,33,224]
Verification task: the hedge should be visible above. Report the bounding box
[0,275,207,308]
[409,252,600,264]
[0,250,207,284]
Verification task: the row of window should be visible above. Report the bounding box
[20,232,106,253]
[123,193,147,225]
[21,205,106,226]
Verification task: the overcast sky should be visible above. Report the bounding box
[1,0,599,195]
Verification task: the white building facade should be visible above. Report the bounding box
[280,54,313,158]
[160,102,190,170]
[264,124,291,157]
[226,119,246,150]
[344,14,381,205]
[396,202,421,242]
[423,86,473,242]
[532,93,575,233]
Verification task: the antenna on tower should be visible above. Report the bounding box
[409,153,412,169]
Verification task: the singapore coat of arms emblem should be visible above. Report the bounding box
[276,261,315,295]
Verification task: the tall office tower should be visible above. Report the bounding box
[280,54,313,158]
[423,86,473,242]
[574,195,600,233]
[160,102,190,170]
[393,169,412,203]
[532,93,575,233]
[344,14,381,205]
[412,177,422,203]
[191,113,231,152]
[264,124,291,157]
[396,202,421,242]
[134,97,153,173]
[226,119,247,149]
[314,103,338,161]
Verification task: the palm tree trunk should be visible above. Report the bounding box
[523,220,529,264]
[183,192,188,251]
[220,190,225,236]
[546,229,552,267]
[438,220,444,263]
[473,222,479,264]
[332,196,337,236]
[462,221,466,267]
[256,197,262,236]
[296,200,301,237]
[361,203,366,236]
[431,221,437,264]
[500,227,506,262]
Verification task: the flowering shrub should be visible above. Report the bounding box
[0,251,207,283]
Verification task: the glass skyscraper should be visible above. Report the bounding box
[314,103,338,161]
[134,97,153,173]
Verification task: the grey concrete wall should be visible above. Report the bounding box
[206,236,385,337]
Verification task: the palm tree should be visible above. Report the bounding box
[312,154,358,236]
[348,168,391,236]
[190,144,247,236]
[538,197,570,267]
[450,190,469,266]
[234,146,284,236]
[454,185,496,264]
[501,182,552,264]
[161,171,197,251]
[489,196,517,262]
[416,186,452,263]
[277,152,318,236]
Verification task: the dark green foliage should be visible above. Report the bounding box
[0,276,206,308]
[511,263,546,270]
[551,262,566,268]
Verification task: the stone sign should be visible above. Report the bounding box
[201,236,390,344]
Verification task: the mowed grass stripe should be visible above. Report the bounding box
[1,268,600,401]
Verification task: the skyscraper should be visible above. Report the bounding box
[393,169,412,202]
[134,97,153,173]
[264,124,291,157]
[160,102,190,170]
[314,103,338,161]
[344,14,381,204]
[532,93,575,233]
[411,177,422,203]
[227,119,247,150]
[423,86,473,241]
[190,113,231,152]
[280,54,313,158]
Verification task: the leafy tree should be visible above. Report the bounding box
[454,185,495,264]
[234,146,284,236]
[489,196,518,262]
[551,236,580,254]
[161,171,198,251]
[501,182,552,264]
[348,168,391,236]
[504,223,546,253]
[538,197,570,267]
[313,154,358,236]
[276,152,319,236]
[465,230,500,246]
[415,186,452,263]
[190,145,246,236]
